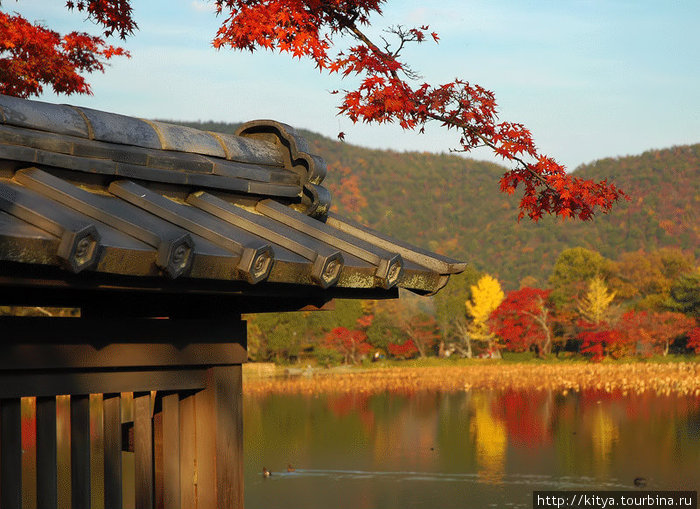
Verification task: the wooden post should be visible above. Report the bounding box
[194,366,244,509]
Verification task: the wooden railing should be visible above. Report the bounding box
[0,316,246,509]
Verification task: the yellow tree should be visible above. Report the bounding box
[465,274,505,357]
[577,275,616,326]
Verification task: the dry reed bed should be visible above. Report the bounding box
[243,363,700,397]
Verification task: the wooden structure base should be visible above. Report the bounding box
[0,316,245,509]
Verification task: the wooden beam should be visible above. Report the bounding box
[0,342,247,371]
[0,369,207,399]
[0,266,396,311]
[0,316,246,345]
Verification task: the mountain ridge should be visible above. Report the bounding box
[173,121,699,288]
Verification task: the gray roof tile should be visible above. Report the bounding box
[0,94,465,296]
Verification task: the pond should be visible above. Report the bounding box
[244,389,700,509]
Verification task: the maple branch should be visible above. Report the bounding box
[341,19,557,194]
[425,111,555,191]
[213,1,627,221]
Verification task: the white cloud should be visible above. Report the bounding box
[190,1,217,13]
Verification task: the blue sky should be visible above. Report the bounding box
[7,0,700,170]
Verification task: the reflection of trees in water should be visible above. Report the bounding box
[243,388,700,493]
[469,393,507,484]
[590,405,619,476]
[494,390,553,447]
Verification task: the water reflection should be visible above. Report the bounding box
[245,389,700,509]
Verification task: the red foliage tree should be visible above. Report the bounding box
[386,338,418,359]
[402,314,439,358]
[2,0,626,222]
[212,0,626,221]
[489,287,553,356]
[0,3,131,97]
[687,327,700,354]
[323,326,371,364]
[578,328,627,362]
[616,310,696,356]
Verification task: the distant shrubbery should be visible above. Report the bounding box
[247,246,698,364]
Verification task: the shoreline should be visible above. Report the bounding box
[242,362,700,396]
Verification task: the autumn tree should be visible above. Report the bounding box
[489,287,554,357]
[0,4,131,97]
[574,275,624,360]
[463,274,505,358]
[386,338,418,359]
[398,313,437,358]
[608,248,695,310]
[323,326,372,364]
[616,311,695,357]
[687,327,700,354]
[2,0,626,222]
[577,275,616,326]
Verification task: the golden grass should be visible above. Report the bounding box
[243,362,700,397]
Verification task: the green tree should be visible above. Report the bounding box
[665,268,700,318]
[247,312,312,362]
[366,312,404,350]
[432,266,481,357]
[549,247,611,308]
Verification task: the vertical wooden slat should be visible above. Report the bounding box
[1,398,22,509]
[121,392,135,509]
[36,396,58,509]
[71,394,91,509]
[134,392,153,509]
[56,396,71,509]
[194,387,215,509]
[179,394,196,509]
[194,366,243,509]
[162,393,180,509]
[104,394,122,509]
[91,394,105,509]
[21,397,37,509]
[153,409,163,509]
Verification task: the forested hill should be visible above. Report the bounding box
[176,121,699,288]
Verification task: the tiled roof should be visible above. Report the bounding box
[0,94,465,296]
